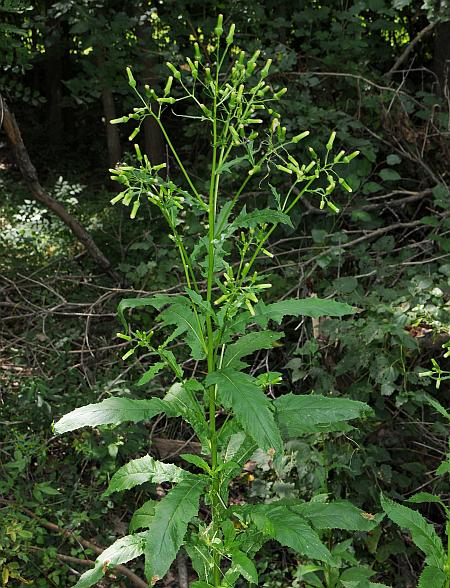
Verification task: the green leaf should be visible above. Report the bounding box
[417,566,447,588]
[117,294,181,329]
[248,504,333,564]
[206,369,283,454]
[181,453,211,473]
[103,455,187,497]
[386,154,401,165]
[231,207,294,230]
[74,532,146,588]
[223,330,284,369]
[216,155,249,174]
[159,303,207,360]
[381,495,446,568]
[144,475,206,582]
[129,500,156,532]
[407,492,445,507]
[230,550,258,584]
[275,394,371,437]
[292,500,381,531]
[163,382,209,447]
[425,395,450,421]
[54,397,166,434]
[137,362,166,386]
[379,168,401,181]
[254,298,355,327]
[190,583,214,588]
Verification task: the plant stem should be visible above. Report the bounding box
[206,51,222,588]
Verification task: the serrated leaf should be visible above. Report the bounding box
[74,532,146,588]
[254,298,355,327]
[230,550,258,584]
[248,504,333,564]
[231,207,294,231]
[137,362,166,386]
[103,455,187,497]
[190,583,214,588]
[381,495,446,568]
[292,500,381,531]
[117,294,184,329]
[417,566,446,588]
[181,453,210,473]
[275,394,371,437]
[223,330,284,369]
[407,492,445,507]
[206,369,283,454]
[216,155,249,174]
[144,475,206,582]
[54,397,166,434]
[159,303,207,360]
[163,382,209,447]
[129,500,156,532]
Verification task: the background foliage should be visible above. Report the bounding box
[1,1,450,586]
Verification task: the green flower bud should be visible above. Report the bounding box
[238,50,246,65]
[260,58,272,78]
[292,130,310,143]
[110,116,129,124]
[214,14,223,37]
[166,62,181,80]
[130,199,140,219]
[343,150,360,163]
[122,348,135,360]
[199,103,212,117]
[164,76,173,96]
[248,165,261,176]
[327,200,340,213]
[194,42,202,61]
[226,23,235,45]
[334,150,345,162]
[308,146,318,159]
[126,67,136,88]
[274,87,287,99]
[275,164,293,174]
[134,143,142,161]
[128,127,140,141]
[338,177,352,192]
[110,192,125,205]
[326,130,336,151]
[304,160,316,173]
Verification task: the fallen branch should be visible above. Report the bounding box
[0,499,148,588]
[0,95,119,281]
[387,21,437,77]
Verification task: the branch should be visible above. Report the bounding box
[387,21,438,77]
[0,95,120,282]
[0,499,148,588]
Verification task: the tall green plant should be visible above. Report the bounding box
[54,17,381,588]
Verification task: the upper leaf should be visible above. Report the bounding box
[74,532,146,588]
[230,207,294,231]
[246,503,333,564]
[159,302,207,360]
[103,455,187,497]
[54,397,166,434]
[223,330,284,369]
[230,549,259,584]
[206,368,283,455]
[254,298,356,327]
[275,394,372,437]
[381,495,446,569]
[129,500,156,533]
[144,474,206,583]
[117,294,184,329]
[417,566,447,588]
[291,500,382,532]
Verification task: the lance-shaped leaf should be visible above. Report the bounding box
[129,500,156,532]
[381,495,446,568]
[159,302,207,360]
[206,369,283,455]
[163,381,209,447]
[137,362,166,386]
[417,566,447,588]
[291,500,382,531]
[117,294,186,329]
[230,550,258,584]
[275,394,371,437]
[254,298,355,327]
[103,455,187,497]
[245,503,333,564]
[223,330,284,369]
[231,207,294,231]
[144,474,206,583]
[74,532,146,588]
[54,397,167,434]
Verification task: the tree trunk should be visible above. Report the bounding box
[0,96,118,279]
[100,86,122,168]
[434,21,450,97]
[136,23,165,165]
